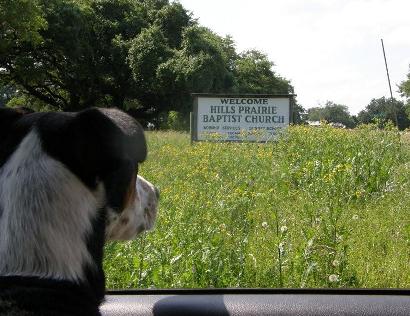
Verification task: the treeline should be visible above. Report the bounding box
[0,0,297,128]
[2,0,410,130]
[306,93,410,130]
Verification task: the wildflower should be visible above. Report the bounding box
[170,254,182,265]
[261,222,268,229]
[328,274,339,282]
[248,253,257,267]
[280,225,288,234]
[278,242,285,255]
[219,223,226,231]
[352,214,359,220]
[332,260,340,267]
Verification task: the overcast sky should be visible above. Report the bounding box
[177,0,410,114]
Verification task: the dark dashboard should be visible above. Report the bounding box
[102,288,410,315]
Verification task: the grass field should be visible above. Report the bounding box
[104,125,410,289]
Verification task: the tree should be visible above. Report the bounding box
[0,0,46,56]
[307,101,355,128]
[159,27,234,93]
[1,0,193,118]
[357,97,410,130]
[292,102,306,124]
[399,66,410,121]
[321,102,355,128]
[2,0,100,110]
[232,50,293,95]
[1,0,299,127]
[128,24,237,123]
[153,1,193,49]
[0,83,17,107]
[399,65,410,99]
[307,107,323,121]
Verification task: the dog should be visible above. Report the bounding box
[0,107,159,315]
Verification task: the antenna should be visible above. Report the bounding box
[381,38,398,126]
[381,39,393,100]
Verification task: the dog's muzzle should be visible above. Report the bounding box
[105,176,159,241]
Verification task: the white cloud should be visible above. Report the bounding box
[177,0,410,114]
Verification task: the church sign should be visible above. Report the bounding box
[191,94,293,142]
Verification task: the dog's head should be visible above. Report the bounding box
[0,107,159,285]
[65,108,159,241]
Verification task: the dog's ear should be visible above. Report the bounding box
[0,106,34,116]
[0,107,33,133]
[37,108,146,212]
[74,108,147,213]
[14,107,35,114]
[0,107,37,167]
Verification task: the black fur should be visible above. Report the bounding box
[0,108,44,169]
[0,276,101,316]
[0,107,147,315]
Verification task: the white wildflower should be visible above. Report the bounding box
[248,253,257,267]
[280,225,288,234]
[170,254,182,264]
[278,242,285,255]
[352,214,359,220]
[332,260,340,267]
[328,274,339,282]
[261,222,268,229]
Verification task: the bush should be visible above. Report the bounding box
[160,111,189,131]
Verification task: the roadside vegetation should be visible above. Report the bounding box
[104,125,410,289]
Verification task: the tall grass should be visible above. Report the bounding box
[103,126,410,289]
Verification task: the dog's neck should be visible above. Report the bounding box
[0,131,106,300]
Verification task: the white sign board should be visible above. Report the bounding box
[192,95,292,142]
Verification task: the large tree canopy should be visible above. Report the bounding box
[0,0,46,54]
[233,50,293,95]
[357,97,410,130]
[2,0,148,111]
[1,0,296,124]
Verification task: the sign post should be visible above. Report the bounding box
[191,94,294,142]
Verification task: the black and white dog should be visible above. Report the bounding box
[0,107,159,315]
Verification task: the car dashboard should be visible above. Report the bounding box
[102,288,410,315]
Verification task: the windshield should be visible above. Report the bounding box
[1,0,409,290]
[104,126,410,289]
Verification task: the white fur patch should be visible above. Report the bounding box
[105,176,158,240]
[0,131,103,282]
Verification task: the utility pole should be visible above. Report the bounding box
[381,38,398,127]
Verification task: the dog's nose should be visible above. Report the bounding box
[154,186,160,200]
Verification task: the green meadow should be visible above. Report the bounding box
[104,125,410,289]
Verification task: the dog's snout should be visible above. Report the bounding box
[154,186,160,200]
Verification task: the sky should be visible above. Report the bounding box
[176,0,410,114]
